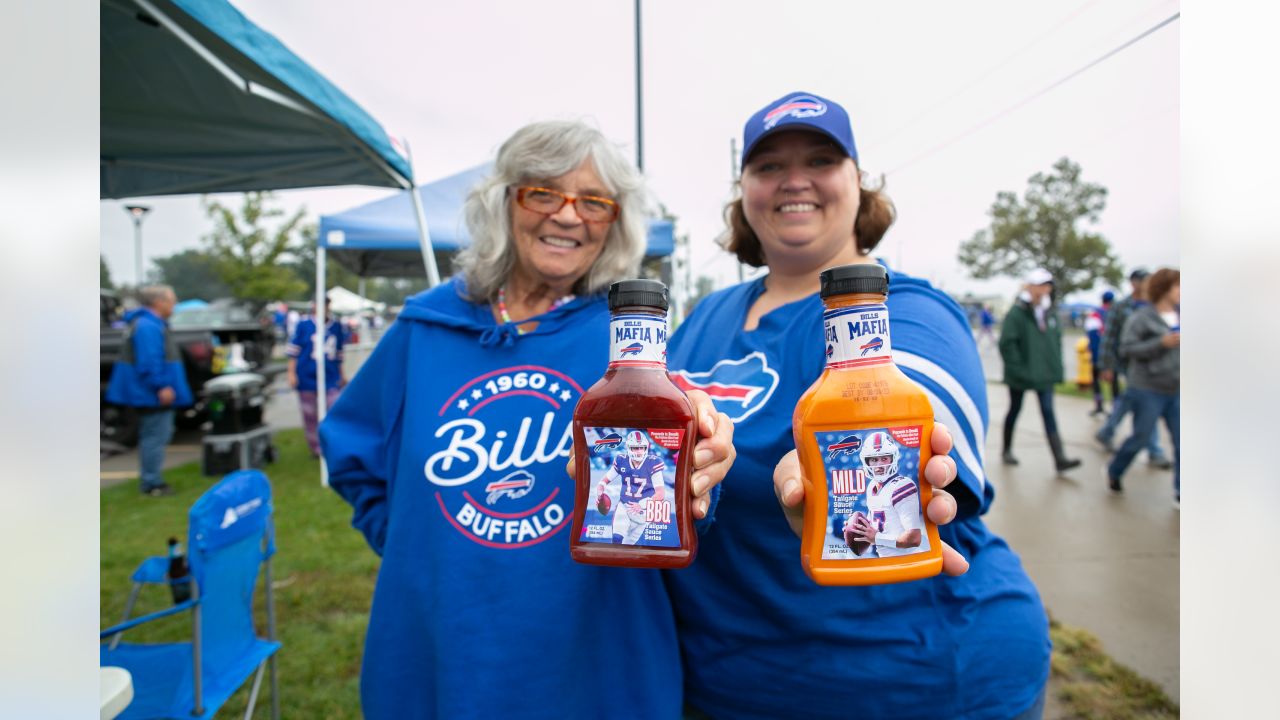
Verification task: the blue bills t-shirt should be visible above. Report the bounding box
[664,265,1051,720]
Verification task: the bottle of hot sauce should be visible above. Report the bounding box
[570,280,697,568]
[793,264,942,585]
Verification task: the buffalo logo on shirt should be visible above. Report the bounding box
[669,351,779,422]
[423,366,581,549]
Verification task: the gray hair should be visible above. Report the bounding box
[456,120,649,302]
[138,284,175,307]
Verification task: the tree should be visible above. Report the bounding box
[100,255,114,289]
[958,157,1124,297]
[202,192,308,307]
[152,249,231,301]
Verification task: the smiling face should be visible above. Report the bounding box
[740,130,861,274]
[508,158,612,293]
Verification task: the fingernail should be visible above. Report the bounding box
[699,496,710,516]
[695,448,713,466]
[783,479,800,502]
[691,473,708,495]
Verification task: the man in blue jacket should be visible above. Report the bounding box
[106,284,194,496]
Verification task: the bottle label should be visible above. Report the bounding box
[824,303,892,368]
[579,426,684,547]
[609,314,667,366]
[813,426,931,560]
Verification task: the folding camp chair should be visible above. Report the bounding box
[101,469,280,719]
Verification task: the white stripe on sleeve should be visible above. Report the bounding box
[893,350,987,491]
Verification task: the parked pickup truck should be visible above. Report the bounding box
[101,295,286,448]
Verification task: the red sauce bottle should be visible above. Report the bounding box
[570,280,697,568]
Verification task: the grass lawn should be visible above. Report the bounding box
[100,429,375,718]
[102,429,1178,718]
[1049,617,1180,719]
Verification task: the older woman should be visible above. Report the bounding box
[664,92,1050,720]
[320,120,733,719]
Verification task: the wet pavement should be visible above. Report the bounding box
[977,331,1180,701]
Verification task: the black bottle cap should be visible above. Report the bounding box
[608,279,669,311]
[820,264,889,298]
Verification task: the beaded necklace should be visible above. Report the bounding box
[496,287,575,334]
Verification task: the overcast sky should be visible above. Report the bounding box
[99,0,1180,302]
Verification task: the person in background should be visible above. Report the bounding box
[1084,290,1114,416]
[1095,269,1173,469]
[665,91,1049,720]
[105,284,194,496]
[978,303,997,345]
[318,120,735,720]
[1105,268,1180,507]
[271,301,288,343]
[287,299,346,458]
[999,268,1082,472]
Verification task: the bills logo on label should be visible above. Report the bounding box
[826,434,862,460]
[425,365,583,549]
[859,337,884,356]
[826,344,835,359]
[620,342,644,357]
[670,351,779,422]
[594,431,623,454]
[763,94,827,130]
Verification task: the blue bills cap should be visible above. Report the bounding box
[741,91,857,169]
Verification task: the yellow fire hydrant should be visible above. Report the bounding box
[1075,337,1093,389]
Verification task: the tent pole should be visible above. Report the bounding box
[316,247,328,487]
[403,140,442,287]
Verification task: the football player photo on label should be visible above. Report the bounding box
[816,426,932,560]
[580,426,683,547]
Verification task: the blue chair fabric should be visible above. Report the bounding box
[101,470,279,719]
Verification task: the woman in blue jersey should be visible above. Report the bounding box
[319,120,734,719]
[665,92,1051,719]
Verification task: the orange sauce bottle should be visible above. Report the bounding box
[570,280,697,568]
[792,264,942,585]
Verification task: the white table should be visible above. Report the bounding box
[100,666,133,720]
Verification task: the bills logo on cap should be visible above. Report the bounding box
[826,434,863,460]
[763,94,827,130]
[859,337,884,356]
[594,431,623,455]
[670,351,779,422]
[620,342,645,357]
[484,470,536,504]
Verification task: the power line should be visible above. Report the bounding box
[884,12,1180,177]
[864,0,1104,153]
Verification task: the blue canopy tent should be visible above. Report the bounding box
[318,163,676,279]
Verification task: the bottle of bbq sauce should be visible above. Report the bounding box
[570,280,697,568]
[793,264,943,585]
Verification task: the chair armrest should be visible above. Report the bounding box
[100,598,200,639]
[130,556,171,585]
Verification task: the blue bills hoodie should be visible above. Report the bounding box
[320,279,683,719]
[105,307,194,408]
